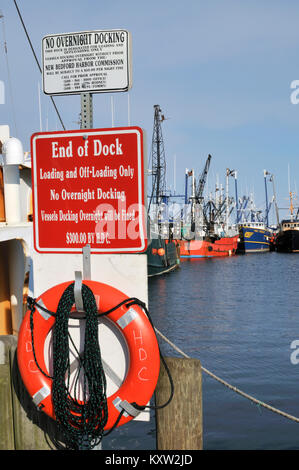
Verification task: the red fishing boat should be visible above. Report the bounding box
[178,157,239,258]
[179,234,238,258]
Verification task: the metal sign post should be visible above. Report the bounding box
[81,93,93,129]
[33,28,151,450]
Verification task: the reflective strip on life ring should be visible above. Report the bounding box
[17,280,160,430]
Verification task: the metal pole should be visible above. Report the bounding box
[226,169,229,232]
[191,169,195,228]
[264,170,269,227]
[184,169,189,205]
[80,93,93,129]
[271,174,280,228]
[234,171,239,224]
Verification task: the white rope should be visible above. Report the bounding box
[155,327,299,423]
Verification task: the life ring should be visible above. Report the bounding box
[17,280,160,430]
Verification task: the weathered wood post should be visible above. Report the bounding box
[0,336,15,449]
[0,335,63,450]
[155,356,203,450]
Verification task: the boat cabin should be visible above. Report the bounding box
[238,222,265,229]
[281,220,299,231]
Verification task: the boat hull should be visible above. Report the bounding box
[237,226,271,253]
[179,236,238,258]
[275,229,299,253]
[147,238,180,276]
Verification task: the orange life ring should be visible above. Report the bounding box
[17,280,160,430]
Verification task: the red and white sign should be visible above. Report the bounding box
[31,127,147,254]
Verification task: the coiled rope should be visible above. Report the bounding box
[29,283,108,450]
[155,328,299,424]
[52,283,108,450]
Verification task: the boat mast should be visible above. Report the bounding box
[184,169,190,204]
[271,175,280,227]
[264,170,280,228]
[263,169,269,227]
[226,168,235,232]
[150,105,167,209]
[191,169,196,229]
[233,170,239,224]
[289,191,294,221]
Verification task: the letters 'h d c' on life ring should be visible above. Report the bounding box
[17,280,160,430]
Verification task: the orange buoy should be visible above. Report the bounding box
[17,280,160,430]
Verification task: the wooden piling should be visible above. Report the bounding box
[155,356,203,450]
[0,335,63,450]
[1,338,203,450]
[0,336,15,449]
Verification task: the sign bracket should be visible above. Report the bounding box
[82,244,91,280]
[74,244,91,312]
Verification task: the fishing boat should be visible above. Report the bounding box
[236,171,278,254]
[179,161,239,258]
[237,221,272,253]
[275,192,299,252]
[147,231,180,276]
[179,235,238,258]
[275,219,299,252]
[0,128,33,337]
[146,105,180,275]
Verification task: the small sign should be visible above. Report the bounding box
[42,30,132,95]
[31,127,147,254]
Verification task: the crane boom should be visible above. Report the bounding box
[196,154,212,201]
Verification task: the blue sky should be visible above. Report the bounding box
[1,0,299,223]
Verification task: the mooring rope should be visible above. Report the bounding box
[155,328,299,424]
[51,283,108,450]
[29,286,299,430]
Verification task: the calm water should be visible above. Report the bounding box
[103,252,299,450]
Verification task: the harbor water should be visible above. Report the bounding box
[103,251,299,450]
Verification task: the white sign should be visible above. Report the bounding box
[42,30,132,95]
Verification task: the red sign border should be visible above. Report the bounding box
[31,126,147,254]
